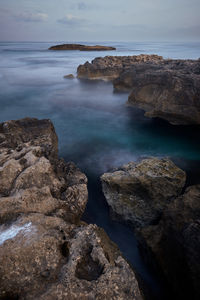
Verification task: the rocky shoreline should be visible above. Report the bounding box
[0,117,199,299]
[77,54,200,125]
[0,118,142,300]
[49,44,116,51]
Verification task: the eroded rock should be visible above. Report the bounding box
[77,54,163,80]
[0,118,88,224]
[77,55,200,125]
[0,118,142,300]
[126,67,200,125]
[140,185,200,299]
[101,158,186,228]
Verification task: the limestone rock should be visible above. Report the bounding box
[77,54,163,80]
[77,55,200,125]
[0,118,88,224]
[0,118,142,300]
[101,158,186,228]
[126,66,200,125]
[0,215,142,300]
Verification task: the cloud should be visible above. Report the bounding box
[57,14,86,26]
[78,2,87,10]
[14,12,48,22]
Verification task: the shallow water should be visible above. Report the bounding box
[0,41,200,298]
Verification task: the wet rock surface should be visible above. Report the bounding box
[101,158,200,299]
[49,44,116,51]
[0,118,142,300]
[77,55,200,125]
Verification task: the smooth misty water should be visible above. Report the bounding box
[0,41,200,298]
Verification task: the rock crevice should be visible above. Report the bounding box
[0,118,142,300]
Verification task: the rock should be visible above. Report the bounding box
[101,158,186,228]
[0,118,142,300]
[49,44,116,51]
[77,54,163,80]
[0,118,88,224]
[77,55,200,125]
[64,74,75,79]
[0,216,142,300]
[139,185,200,299]
[126,66,200,125]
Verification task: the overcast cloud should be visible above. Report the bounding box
[0,0,199,41]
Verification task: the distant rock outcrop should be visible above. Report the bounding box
[77,55,200,125]
[0,118,142,300]
[49,44,116,51]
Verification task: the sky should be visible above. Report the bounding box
[0,0,200,42]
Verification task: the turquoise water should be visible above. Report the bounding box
[0,41,200,298]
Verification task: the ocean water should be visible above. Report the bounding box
[0,41,200,298]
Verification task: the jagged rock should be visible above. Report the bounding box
[77,55,200,125]
[126,66,200,125]
[139,185,200,299]
[0,118,142,300]
[0,118,88,224]
[49,44,116,51]
[101,158,186,228]
[77,54,163,80]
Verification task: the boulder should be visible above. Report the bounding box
[0,118,88,224]
[101,158,186,228]
[49,44,116,51]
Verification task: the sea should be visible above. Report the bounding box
[0,41,200,298]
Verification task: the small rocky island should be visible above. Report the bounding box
[49,44,116,51]
[0,118,142,300]
[77,54,200,125]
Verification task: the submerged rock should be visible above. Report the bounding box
[0,118,142,300]
[77,55,200,125]
[49,44,116,51]
[64,74,75,79]
[101,158,186,228]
